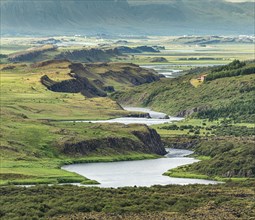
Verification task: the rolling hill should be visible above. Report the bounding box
[113,60,255,123]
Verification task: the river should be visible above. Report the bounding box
[65,107,219,187]
[62,149,218,188]
[141,63,223,78]
[75,107,184,126]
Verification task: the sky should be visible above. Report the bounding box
[128,0,254,3]
[226,0,254,2]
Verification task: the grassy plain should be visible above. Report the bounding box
[117,44,254,66]
[0,62,126,120]
[152,118,255,137]
[1,36,254,66]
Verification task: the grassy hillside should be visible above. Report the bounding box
[1,60,161,99]
[1,46,121,64]
[113,60,255,122]
[0,61,126,120]
[0,60,165,185]
[75,62,161,91]
[163,137,255,180]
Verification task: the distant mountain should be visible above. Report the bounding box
[1,0,254,36]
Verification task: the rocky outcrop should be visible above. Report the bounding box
[82,62,162,86]
[8,45,57,62]
[70,62,163,88]
[40,61,162,97]
[176,106,209,117]
[162,137,199,149]
[116,46,159,54]
[55,48,121,62]
[103,86,115,93]
[1,65,15,71]
[150,57,168,63]
[41,74,106,98]
[135,46,159,53]
[131,127,166,155]
[223,169,254,178]
[126,113,151,118]
[35,38,61,45]
[60,127,167,156]
[31,59,69,68]
[116,46,141,54]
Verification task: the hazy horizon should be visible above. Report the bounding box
[1,0,254,36]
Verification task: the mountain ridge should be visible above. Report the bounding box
[1,0,254,35]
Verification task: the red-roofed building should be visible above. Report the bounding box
[197,74,207,82]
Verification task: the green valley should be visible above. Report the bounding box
[0,60,166,185]
[1,0,255,218]
[0,35,254,220]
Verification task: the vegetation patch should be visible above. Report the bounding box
[114,60,255,123]
[1,182,254,220]
[164,166,210,180]
[206,60,255,81]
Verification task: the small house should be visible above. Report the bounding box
[197,74,207,82]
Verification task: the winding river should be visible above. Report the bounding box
[62,149,218,188]
[63,107,219,187]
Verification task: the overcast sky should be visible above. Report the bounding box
[226,0,254,2]
[128,0,254,3]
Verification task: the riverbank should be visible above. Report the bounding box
[1,153,160,186]
[62,149,218,187]
[1,121,166,186]
[161,135,255,182]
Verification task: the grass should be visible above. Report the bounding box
[164,168,210,180]
[1,152,159,186]
[190,78,203,87]
[115,61,255,123]
[1,60,254,185]
[0,113,160,185]
[163,152,254,182]
[164,167,252,182]
[0,60,163,185]
[152,118,222,137]
[1,38,254,187]
[1,182,255,219]
[153,117,255,181]
[0,61,127,120]
[119,44,254,66]
[1,36,253,65]
[162,135,255,181]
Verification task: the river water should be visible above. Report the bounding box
[141,64,184,78]
[76,107,184,126]
[141,63,223,78]
[66,107,219,187]
[62,149,218,188]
